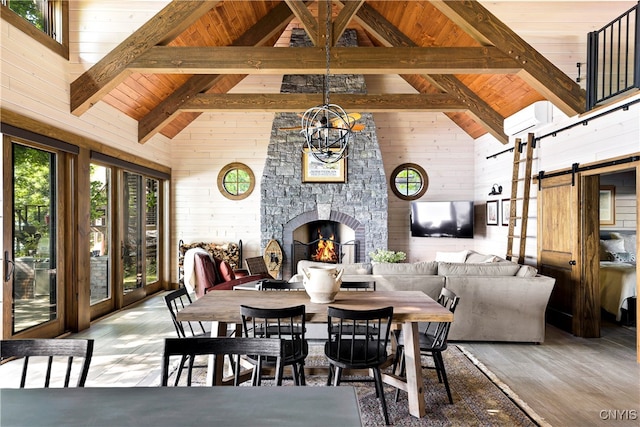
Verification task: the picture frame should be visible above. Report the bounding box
[599,185,615,225]
[501,198,511,226]
[302,148,347,183]
[486,200,499,226]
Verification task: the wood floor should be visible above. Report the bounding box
[1,291,638,426]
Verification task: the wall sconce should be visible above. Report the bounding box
[489,184,502,196]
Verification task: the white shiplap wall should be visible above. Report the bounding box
[2,1,639,284]
[474,93,640,261]
[1,2,173,166]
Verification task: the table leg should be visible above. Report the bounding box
[206,321,228,386]
[401,321,426,418]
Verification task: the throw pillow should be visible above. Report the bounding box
[516,265,538,277]
[600,239,625,261]
[435,250,468,263]
[466,251,502,263]
[608,252,635,263]
[609,232,637,255]
[219,260,236,282]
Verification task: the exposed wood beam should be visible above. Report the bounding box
[179,93,467,112]
[129,46,521,74]
[138,2,297,144]
[333,1,365,46]
[430,0,586,116]
[284,0,319,46]
[351,2,508,143]
[70,0,217,116]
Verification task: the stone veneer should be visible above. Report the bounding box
[261,29,388,279]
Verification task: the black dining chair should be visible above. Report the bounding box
[0,338,94,388]
[164,287,209,339]
[161,337,284,386]
[392,287,460,404]
[240,304,308,385]
[325,306,394,425]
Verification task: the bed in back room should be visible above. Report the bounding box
[599,230,637,325]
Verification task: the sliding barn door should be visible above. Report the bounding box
[538,173,599,337]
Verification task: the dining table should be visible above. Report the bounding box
[0,386,362,427]
[177,289,453,418]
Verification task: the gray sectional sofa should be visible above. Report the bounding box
[293,251,556,343]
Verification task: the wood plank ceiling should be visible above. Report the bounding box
[70,0,588,145]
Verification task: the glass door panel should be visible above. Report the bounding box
[89,164,112,306]
[11,143,58,334]
[122,172,143,294]
[145,178,158,285]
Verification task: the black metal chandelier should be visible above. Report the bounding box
[301,0,355,164]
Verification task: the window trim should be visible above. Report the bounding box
[217,162,255,201]
[390,163,429,200]
[0,1,69,59]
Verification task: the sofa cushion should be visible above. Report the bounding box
[218,259,236,281]
[372,261,438,275]
[435,250,469,263]
[437,262,520,276]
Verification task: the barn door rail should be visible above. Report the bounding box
[536,155,640,190]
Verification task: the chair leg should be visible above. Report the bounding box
[299,362,306,386]
[175,354,188,386]
[333,367,343,386]
[373,367,390,425]
[326,364,334,386]
[434,351,453,404]
[292,364,300,386]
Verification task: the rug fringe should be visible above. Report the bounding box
[456,345,553,427]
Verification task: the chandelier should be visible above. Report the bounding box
[301,0,355,164]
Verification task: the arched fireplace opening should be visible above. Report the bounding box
[292,220,358,267]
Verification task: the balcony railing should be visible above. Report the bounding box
[587,2,640,109]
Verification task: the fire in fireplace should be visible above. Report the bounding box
[310,221,339,263]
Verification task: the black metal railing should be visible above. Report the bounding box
[586,1,640,109]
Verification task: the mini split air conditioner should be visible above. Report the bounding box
[503,101,552,136]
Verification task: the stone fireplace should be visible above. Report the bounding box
[261,29,388,279]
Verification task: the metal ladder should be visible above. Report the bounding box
[506,133,534,264]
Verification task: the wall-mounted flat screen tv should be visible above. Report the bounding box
[410,201,474,238]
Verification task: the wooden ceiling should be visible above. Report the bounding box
[70,0,588,145]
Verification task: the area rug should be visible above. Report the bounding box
[169,344,546,426]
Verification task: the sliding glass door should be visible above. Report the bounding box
[89,163,114,318]
[3,140,64,338]
[121,172,160,305]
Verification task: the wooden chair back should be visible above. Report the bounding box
[0,339,94,388]
[161,337,284,386]
[164,287,208,338]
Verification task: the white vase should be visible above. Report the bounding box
[301,265,344,303]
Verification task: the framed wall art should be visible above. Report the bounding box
[302,148,347,183]
[486,200,499,226]
[501,198,511,226]
[599,185,615,225]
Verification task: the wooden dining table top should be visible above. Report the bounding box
[177,290,453,324]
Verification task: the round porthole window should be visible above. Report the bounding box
[390,163,428,200]
[217,163,255,200]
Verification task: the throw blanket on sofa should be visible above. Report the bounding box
[182,247,209,293]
